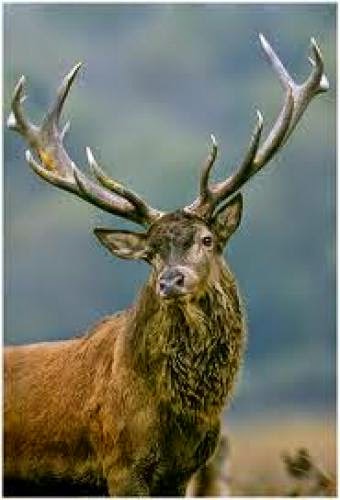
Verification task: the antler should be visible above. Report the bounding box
[7,64,163,227]
[185,34,329,219]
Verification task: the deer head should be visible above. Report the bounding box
[7,35,328,300]
[94,199,242,300]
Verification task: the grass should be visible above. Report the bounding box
[226,414,336,496]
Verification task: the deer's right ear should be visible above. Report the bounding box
[94,228,148,260]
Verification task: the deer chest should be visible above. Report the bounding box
[138,411,221,496]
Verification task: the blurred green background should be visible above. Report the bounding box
[4,4,336,423]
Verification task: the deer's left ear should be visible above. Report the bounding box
[210,193,243,246]
[94,228,148,260]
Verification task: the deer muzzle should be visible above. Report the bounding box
[157,266,198,299]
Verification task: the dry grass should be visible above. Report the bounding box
[226,414,336,496]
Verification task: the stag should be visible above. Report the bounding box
[5,35,328,496]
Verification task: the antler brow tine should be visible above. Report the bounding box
[85,147,162,223]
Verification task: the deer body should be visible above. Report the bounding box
[5,225,245,495]
[5,35,327,496]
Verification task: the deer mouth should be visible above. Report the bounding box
[158,287,188,300]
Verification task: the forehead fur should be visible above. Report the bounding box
[147,211,207,246]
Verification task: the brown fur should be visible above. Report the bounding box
[4,211,246,496]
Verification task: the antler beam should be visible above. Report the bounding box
[186,34,329,219]
[7,64,163,227]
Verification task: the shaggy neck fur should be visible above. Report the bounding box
[129,259,246,419]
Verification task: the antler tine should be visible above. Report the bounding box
[308,38,329,92]
[25,149,79,195]
[185,35,328,219]
[211,109,265,199]
[200,134,218,199]
[257,34,329,153]
[25,149,143,223]
[42,63,82,131]
[187,115,264,217]
[71,163,149,224]
[7,76,38,143]
[86,147,163,222]
[252,86,294,169]
[8,65,162,226]
[188,134,218,215]
[258,33,293,91]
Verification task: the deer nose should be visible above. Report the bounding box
[158,268,185,298]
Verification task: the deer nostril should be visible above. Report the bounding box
[174,273,185,287]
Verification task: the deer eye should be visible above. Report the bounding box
[201,235,213,247]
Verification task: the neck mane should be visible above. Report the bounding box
[129,260,246,418]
